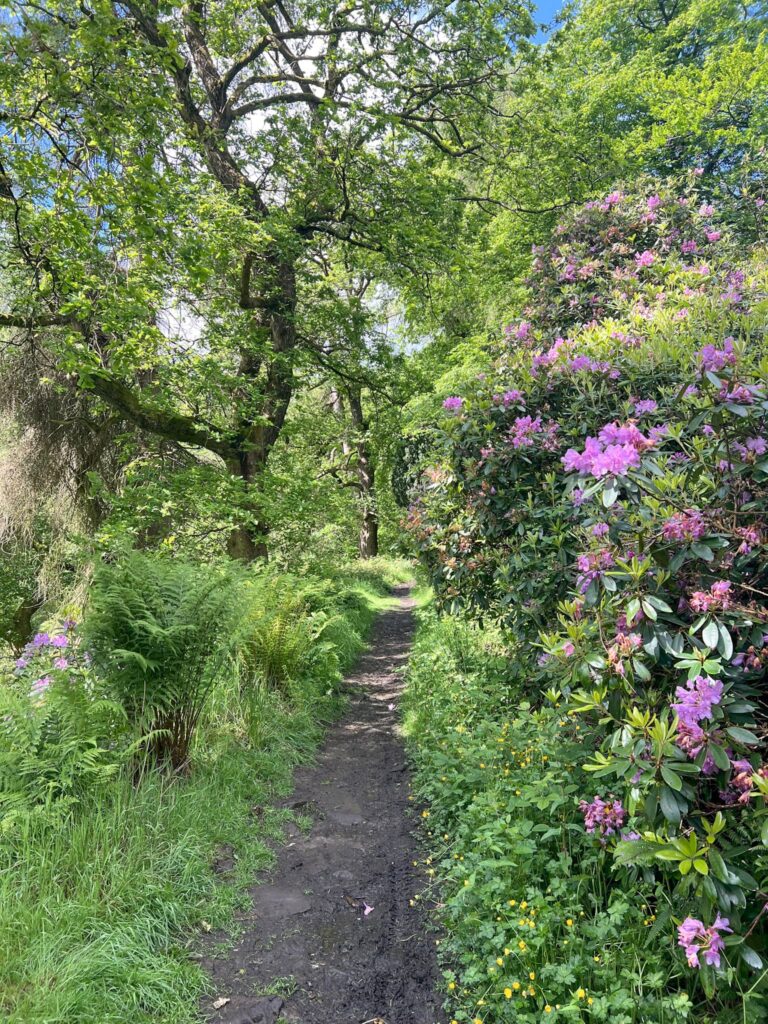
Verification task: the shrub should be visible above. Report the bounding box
[405,611,703,1024]
[408,180,768,1012]
[84,552,242,769]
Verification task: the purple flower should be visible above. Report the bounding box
[442,396,463,411]
[591,523,610,537]
[579,796,626,841]
[662,509,706,543]
[689,581,732,614]
[681,239,698,255]
[706,230,721,243]
[698,337,735,373]
[33,633,51,648]
[53,657,69,670]
[647,194,662,210]
[502,389,524,405]
[672,675,723,729]
[633,399,658,415]
[50,635,69,648]
[635,250,656,268]
[15,657,29,669]
[29,676,52,699]
[678,915,731,969]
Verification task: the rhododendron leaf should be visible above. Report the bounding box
[693,859,709,875]
[661,765,683,791]
[716,624,733,660]
[761,819,768,847]
[701,965,715,999]
[670,761,700,775]
[632,659,651,682]
[702,620,720,649]
[641,600,657,621]
[602,482,619,507]
[726,727,760,745]
[660,786,682,824]
[690,543,714,561]
[646,595,673,613]
[705,371,723,389]
[679,858,693,875]
[740,945,763,970]
[708,744,731,772]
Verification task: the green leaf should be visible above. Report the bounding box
[660,765,683,791]
[659,785,681,824]
[641,599,657,621]
[726,726,760,745]
[708,743,730,771]
[741,946,763,970]
[702,619,719,649]
[691,542,714,561]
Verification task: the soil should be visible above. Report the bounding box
[202,584,444,1024]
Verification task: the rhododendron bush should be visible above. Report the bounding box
[408,181,768,1001]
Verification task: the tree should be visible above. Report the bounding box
[0,0,534,559]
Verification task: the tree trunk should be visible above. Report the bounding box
[226,259,298,562]
[348,389,379,559]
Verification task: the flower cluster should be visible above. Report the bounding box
[677,916,732,969]
[563,422,656,479]
[688,580,732,614]
[671,676,723,760]
[579,796,626,840]
[14,621,86,702]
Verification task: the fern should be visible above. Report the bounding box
[83,553,243,769]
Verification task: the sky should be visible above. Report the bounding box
[532,0,564,40]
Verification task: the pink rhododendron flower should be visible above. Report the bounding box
[689,580,732,613]
[678,915,731,968]
[579,796,626,840]
[442,396,463,411]
[635,250,655,268]
[662,509,706,543]
[698,337,735,373]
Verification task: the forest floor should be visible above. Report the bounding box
[201,583,444,1024]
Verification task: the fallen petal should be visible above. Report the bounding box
[363,902,375,916]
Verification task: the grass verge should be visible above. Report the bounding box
[0,558,411,1024]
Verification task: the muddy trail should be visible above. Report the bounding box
[203,584,443,1024]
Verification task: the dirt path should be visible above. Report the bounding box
[203,584,443,1024]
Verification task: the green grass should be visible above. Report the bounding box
[0,558,411,1024]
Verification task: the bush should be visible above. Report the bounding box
[408,180,768,1014]
[404,610,764,1023]
[84,552,243,769]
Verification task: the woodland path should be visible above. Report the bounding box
[203,583,444,1024]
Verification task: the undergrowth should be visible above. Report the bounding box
[403,607,765,1024]
[0,557,411,1024]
